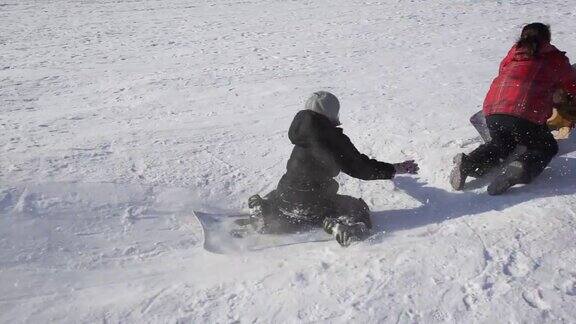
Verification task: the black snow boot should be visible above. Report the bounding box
[487,161,527,195]
[323,216,369,247]
[248,194,267,232]
[450,153,473,191]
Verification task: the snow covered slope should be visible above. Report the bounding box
[2,0,576,322]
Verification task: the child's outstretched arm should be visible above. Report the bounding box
[325,130,418,180]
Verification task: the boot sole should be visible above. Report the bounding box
[323,218,337,235]
[334,222,369,247]
[450,153,466,191]
[248,194,263,208]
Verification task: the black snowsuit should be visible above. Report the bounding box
[262,110,396,233]
[467,114,558,182]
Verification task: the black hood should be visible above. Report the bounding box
[288,110,338,148]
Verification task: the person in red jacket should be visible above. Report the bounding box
[450,23,576,195]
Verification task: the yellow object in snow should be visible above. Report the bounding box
[547,89,576,139]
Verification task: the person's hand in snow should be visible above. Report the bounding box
[393,160,419,174]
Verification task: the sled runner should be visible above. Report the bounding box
[470,108,575,142]
[192,211,331,254]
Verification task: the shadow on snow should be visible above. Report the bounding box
[372,155,576,234]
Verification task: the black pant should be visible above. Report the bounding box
[467,114,558,182]
[261,189,371,234]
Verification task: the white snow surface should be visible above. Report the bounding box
[2,0,576,322]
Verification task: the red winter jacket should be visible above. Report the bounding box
[483,43,576,125]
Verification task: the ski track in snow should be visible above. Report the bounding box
[2,0,576,322]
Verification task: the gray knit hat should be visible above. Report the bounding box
[305,91,341,126]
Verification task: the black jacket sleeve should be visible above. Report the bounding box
[324,128,396,180]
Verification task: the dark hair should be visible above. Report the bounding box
[516,23,551,57]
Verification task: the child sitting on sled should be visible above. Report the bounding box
[248,91,419,246]
[451,23,576,195]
